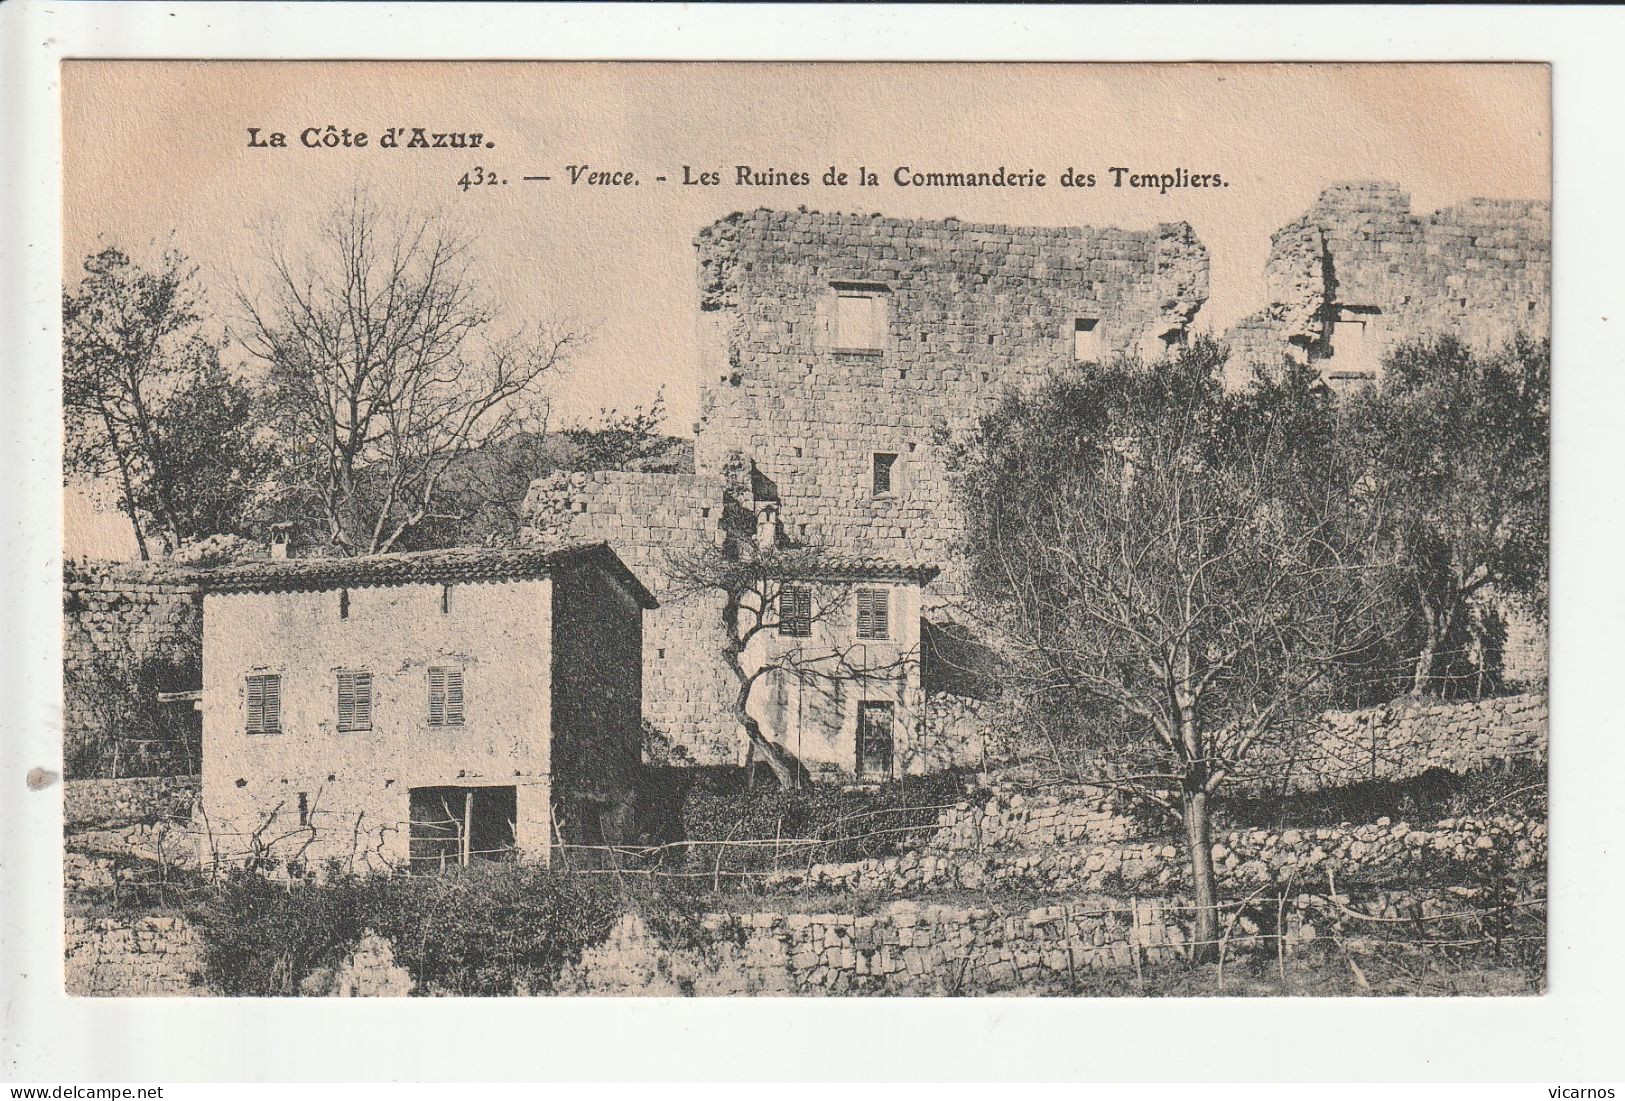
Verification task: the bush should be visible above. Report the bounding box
[189,862,631,996]
[680,771,974,876]
[66,647,202,779]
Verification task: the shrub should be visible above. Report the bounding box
[680,771,973,876]
[189,861,629,996]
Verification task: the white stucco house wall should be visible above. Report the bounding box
[196,543,655,874]
[740,558,938,782]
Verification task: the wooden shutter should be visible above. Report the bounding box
[246,674,280,733]
[779,585,812,637]
[429,667,464,726]
[428,667,446,725]
[263,675,280,732]
[856,588,889,640]
[446,669,464,725]
[338,671,371,731]
[246,675,263,733]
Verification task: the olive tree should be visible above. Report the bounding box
[952,339,1389,958]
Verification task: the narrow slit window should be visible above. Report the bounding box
[428,667,465,726]
[297,792,309,827]
[872,452,898,497]
[337,671,373,732]
[855,588,890,640]
[245,674,281,734]
[338,588,350,619]
[778,585,813,638]
[441,584,453,615]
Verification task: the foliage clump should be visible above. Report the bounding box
[190,862,630,996]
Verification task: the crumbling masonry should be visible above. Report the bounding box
[1226,181,1550,391]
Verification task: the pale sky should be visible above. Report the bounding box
[62,61,1549,558]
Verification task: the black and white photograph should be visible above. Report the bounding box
[47,59,1554,1001]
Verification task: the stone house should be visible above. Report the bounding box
[1226,181,1551,392]
[738,556,940,782]
[195,543,656,872]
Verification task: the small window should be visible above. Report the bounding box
[428,667,465,727]
[245,674,281,734]
[297,792,309,828]
[872,453,898,497]
[778,585,813,638]
[855,588,890,640]
[338,588,350,619]
[440,584,453,615]
[833,286,886,352]
[1073,317,1102,362]
[1331,318,1375,375]
[337,671,373,732]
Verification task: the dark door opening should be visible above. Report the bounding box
[408,785,517,872]
[856,701,895,781]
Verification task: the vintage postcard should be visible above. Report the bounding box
[57,60,1549,999]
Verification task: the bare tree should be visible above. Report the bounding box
[239,196,582,555]
[665,537,923,790]
[952,340,1391,960]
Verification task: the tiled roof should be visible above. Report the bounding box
[775,554,940,584]
[200,542,657,607]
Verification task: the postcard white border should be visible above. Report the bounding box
[4,2,1623,1084]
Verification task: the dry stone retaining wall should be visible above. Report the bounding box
[64,774,199,828]
[1262,691,1546,794]
[557,886,1491,996]
[1227,181,1550,388]
[64,915,207,996]
[773,813,1544,897]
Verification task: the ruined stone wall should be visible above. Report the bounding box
[1227,181,1550,389]
[64,915,208,996]
[692,209,1210,593]
[63,562,205,775]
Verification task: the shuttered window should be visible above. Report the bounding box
[855,588,890,640]
[337,671,373,732]
[245,674,281,734]
[778,585,813,637]
[428,667,465,726]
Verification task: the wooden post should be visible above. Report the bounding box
[462,790,475,866]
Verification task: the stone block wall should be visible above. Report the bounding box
[63,774,199,828]
[769,812,1544,898]
[556,885,1507,996]
[64,915,207,996]
[1260,691,1547,794]
[63,561,205,775]
[522,469,745,766]
[1227,181,1550,389]
[692,209,1210,594]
